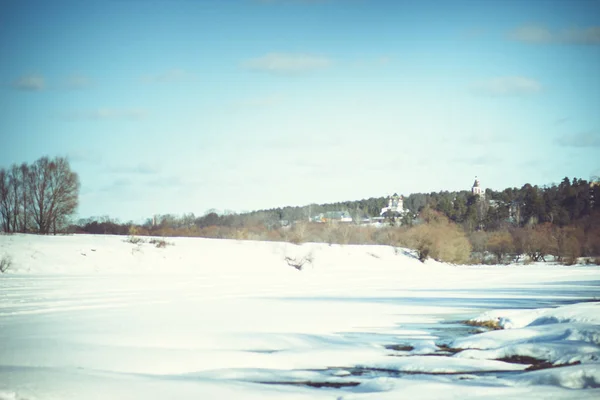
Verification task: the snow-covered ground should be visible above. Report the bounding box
[1,234,599,399]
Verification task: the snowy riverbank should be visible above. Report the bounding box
[1,234,599,399]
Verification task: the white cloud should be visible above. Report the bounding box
[472,76,542,96]
[509,25,600,45]
[12,74,45,91]
[242,53,332,73]
[141,69,196,83]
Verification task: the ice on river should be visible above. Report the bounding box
[1,234,599,399]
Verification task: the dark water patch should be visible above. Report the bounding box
[243,349,281,354]
[436,344,464,354]
[259,380,360,389]
[497,355,582,371]
[385,344,414,351]
[323,366,521,378]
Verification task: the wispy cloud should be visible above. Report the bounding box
[63,108,148,121]
[111,163,160,175]
[508,25,600,45]
[554,117,570,126]
[461,133,510,145]
[556,131,600,147]
[99,178,134,193]
[12,74,45,91]
[454,154,502,166]
[242,53,332,74]
[471,76,542,96]
[352,56,392,68]
[145,175,183,188]
[67,150,103,164]
[141,69,196,83]
[64,74,92,89]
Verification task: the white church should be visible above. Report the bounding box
[380,193,404,216]
[472,176,484,198]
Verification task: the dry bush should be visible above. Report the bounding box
[555,226,583,265]
[283,222,309,245]
[406,209,472,264]
[525,224,558,262]
[284,253,314,271]
[321,223,353,245]
[347,226,377,245]
[509,227,526,262]
[198,225,225,238]
[0,254,12,273]
[373,227,402,247]
[149,238,172,248]
[486,231,514,264]
[135,227,151,236]
[263,229,284,242]
[232,228,249,240]
[469,230,489,264]
[464,319,502,330]
[125,235,145,245]
[583,225,600,258]
[407,224,434,262]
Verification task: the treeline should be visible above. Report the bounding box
[120,177,596,234]
[0,157,80,234]
[71,176,599,264]
[3,158,597,265]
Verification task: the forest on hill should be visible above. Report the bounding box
[2,157,598,264]
[70,177,600,265]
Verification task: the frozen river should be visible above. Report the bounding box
[1,234,599,399]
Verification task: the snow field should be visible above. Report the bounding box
[1,234,600,399]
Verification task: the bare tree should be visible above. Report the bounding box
[0,168,12,232]
[28,157,80,234]
[9,165,21,233]
[20,163,29,232]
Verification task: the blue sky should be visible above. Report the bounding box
[1,0,599,221]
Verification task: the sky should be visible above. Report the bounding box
[1,0,599,222]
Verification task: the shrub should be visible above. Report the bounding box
[486,231,514,264]
[406,209,472,264]
[469,230,489,263]
[0,254,12,273]
[149,238,172,248]
[464,319,502,330]
[125,236,145,245]
[284,222,308,245]
[512,224,557,262]
[284,253,314,271]
[555,226,584,265]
